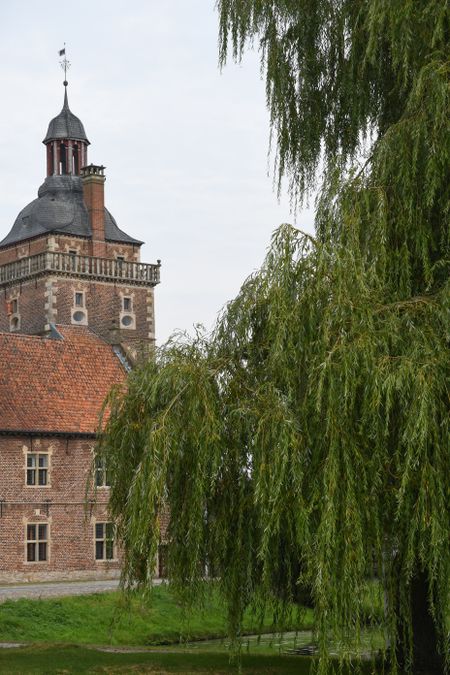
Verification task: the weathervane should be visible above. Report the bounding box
[58,44,71,86]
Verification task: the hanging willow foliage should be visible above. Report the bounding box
[98,2,449,673]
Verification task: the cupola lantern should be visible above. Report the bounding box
[43,83,90,177]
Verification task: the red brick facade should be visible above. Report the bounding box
[0,436,116,583]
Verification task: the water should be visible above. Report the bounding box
[175,629,384,658]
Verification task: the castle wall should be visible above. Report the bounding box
[0,436,119,583]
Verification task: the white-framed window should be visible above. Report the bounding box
[26,452,49,486]
[72,290,88,325]
[95,457,110,488]
[9,297,20,332]
[95,522,115,560]
[120,293,135,329]
[26,523,48,562]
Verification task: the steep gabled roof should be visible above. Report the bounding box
[0,326,126,435]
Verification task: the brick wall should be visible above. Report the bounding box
[0,278,48,335]
[0,235,140,265]
[0,236,49,265]
[0,436,120,583]
[51,279,154,346]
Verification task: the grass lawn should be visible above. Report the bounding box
[0,584,313,646]
[0,644,377,674]
[0,586,388,673]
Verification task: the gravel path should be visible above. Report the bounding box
[0,578,122,602]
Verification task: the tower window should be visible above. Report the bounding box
[60,143,67,175]
[72,291,88,325]
[73,145,79,174]
[10,298,20,331]
[120,294,135,329]
[48,145,54,175]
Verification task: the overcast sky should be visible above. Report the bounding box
[0,1,314,344]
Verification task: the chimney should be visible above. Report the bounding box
[81,164,107,257]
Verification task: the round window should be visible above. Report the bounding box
[121,315,133,327]
[73,311,86,323]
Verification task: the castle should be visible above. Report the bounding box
[0,80,161,582]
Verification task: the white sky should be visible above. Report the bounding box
[0,1,314,345]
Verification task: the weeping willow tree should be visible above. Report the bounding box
[98,2,449,673]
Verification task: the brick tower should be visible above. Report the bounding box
[0,81,160,361]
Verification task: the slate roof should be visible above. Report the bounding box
[0,326,126,434]
[0,176,143,249]
[43,88,90,144]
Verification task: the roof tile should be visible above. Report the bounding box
[0,326,126,434]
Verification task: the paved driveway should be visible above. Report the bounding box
[0,578,121,602]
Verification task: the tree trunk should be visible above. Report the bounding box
[396,570,445,674]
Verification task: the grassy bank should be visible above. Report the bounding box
[0,584,313,646]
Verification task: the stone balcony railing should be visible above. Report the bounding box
[0,251,161,288]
